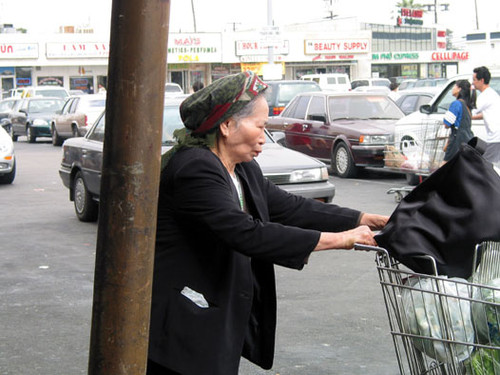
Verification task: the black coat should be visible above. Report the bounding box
[148,147,361,375]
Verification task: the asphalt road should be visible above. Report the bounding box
[0,138,408,375]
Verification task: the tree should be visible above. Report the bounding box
[396,0,424,8]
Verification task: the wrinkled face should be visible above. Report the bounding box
[472,73,485,92]
[224,96,269,164]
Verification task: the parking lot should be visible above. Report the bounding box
[1,138,407,375]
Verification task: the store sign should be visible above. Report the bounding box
[167,33,221,63]
[397,7,424,26]
[431,51,469,61]
[46,42,109,58]
[0,43,39,59]
[372,52,420,61]
[312,54,355,61]
[235,40,289,56]
[305,39,370,54]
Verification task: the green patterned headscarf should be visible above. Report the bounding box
[161,71,268,170]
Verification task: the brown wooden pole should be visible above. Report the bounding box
[88,0,170,374]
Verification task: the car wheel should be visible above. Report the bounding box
[26,126,36,143]
[332,142,357,178]
[52,125,63,146]
[73,171,98,222]
[0,160,15,184]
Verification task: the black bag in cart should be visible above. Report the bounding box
[375,138,500,279]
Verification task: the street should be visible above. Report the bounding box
[1,138,407,375]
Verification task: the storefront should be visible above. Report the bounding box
[371,50,468,79]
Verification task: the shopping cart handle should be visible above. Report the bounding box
[354,243,385,252]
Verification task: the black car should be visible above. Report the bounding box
[7,97,65,143]
[60,97,335,221]
[264,80,321,116]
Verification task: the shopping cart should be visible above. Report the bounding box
[355,241,500,375]
[384,121,449,201]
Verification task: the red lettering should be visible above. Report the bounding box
[0,44,14,54]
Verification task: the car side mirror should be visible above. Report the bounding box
[419,104,432,114]
[18,109,27,115]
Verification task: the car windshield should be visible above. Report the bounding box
[79,99,106,111]
[165,85,182,93]
[275,83,320,104]
[36,89,68,99]
[0,100,16,111]
[329,96,403,120]
[28,99,65,113]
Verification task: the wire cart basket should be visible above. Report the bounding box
[384,121,449,202]
[356,241,500,375]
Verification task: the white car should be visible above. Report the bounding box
[0,125,16,184]
[393,73,500,184]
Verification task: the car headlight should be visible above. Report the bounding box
[359,134,393,144]
[290,166,328,183]
[33,119,49,126]
[0,143,13,154]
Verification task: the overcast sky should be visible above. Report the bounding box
[0,0,499,37]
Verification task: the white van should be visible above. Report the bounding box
[300,73,350,92]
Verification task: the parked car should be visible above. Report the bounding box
[164,83,184,95]
[59,97,335,221]
[300,73,351,92]
[21,86,70,100]
[413,78,447,89]
[266,92,405,178]
[393,73,500,184]
[0,125,16,184]
[7,97,65,143]
[264,80,321,116]
[397,79,418,91]
[0,97,22,136]
[394,88,439,115]
[50,94,106,146]
[351,78,391,91]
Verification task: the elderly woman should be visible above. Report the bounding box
[147,71,388,375]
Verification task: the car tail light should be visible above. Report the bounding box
[85,115,88,127]
[272,106,285,115]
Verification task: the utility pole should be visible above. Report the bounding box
[191,0,197,32]
[267,0,274,65]
[87,0,170,374]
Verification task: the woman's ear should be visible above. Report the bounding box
[219,120,232,137]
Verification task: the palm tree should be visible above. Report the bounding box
[396,0,424,8]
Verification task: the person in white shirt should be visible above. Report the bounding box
[472,66,500,164]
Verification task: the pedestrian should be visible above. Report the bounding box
[472,66,500,164]
[147,71,389,375]
[388,81,400,101]
[191,80,204,92]
[442,79,476,162]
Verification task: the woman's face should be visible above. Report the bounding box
[224,96,269,163]
[452,84,461,98]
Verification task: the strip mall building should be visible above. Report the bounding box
[1,18,497,95]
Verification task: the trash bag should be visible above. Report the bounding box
[401,276,474,363]
[375,138,500,278]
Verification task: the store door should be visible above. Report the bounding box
[169,71,187,93]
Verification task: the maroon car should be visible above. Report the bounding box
[266,92,404,178]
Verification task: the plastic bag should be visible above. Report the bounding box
[472,278,500,346]
[401,276,475,363]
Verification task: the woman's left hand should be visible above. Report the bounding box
[359,213,389,231]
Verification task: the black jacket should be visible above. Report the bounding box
[148,147,361,374]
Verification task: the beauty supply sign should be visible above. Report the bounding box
[305,39,370,55]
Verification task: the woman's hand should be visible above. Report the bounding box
[359,213,389,231]
[315,225,377,251]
